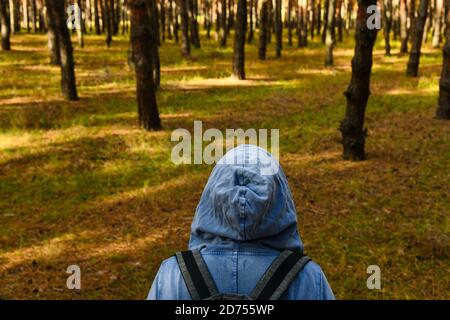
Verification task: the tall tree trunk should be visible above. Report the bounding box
[317,0,321,36]
[258,0,268,59]
[325,0,336,66]
[161,0,166,41]
[30,0,36,32]
[228,0,234,34]
[287,0,292,46]
[337,0,343,42]
[339,0,378,160]
[77,0,84,48]
[0,0,11,50]
[400,0,408,52]
[382,0,393,55]
[248,0,254,43]
[407,0,430,76]
[274,0,281,58]
[167,0,173,39]
[233,0,246,79]
[129,0,161,130]
[178,0,190,56]
[148,0,160,86]
[94,0,101,34]
[309,0,315,39]
[22,0,29,32]
[219,0,227,47]
[45,0,79,101]
[46,2,60,64]
[436,0,450,118]
[322,0,329,43]
[174,0,179,42]
[432,0,443,47]
[188,0,200,47]
[105,0,113,46]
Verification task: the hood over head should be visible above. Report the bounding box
[189,144,303,252]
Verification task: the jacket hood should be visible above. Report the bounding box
[189,144,303,252]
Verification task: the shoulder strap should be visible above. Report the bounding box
[249,250,311,300]
[175,250,219,300]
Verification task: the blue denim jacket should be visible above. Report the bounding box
[148,145,335,300]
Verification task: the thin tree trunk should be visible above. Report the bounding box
[161,0,166,41]
[233,0,246,79]
[148,0,160,86]
[432,0,443,47]
[258,0,268,59]
[0,0,11,50]
[339,0,379,160]
[94,0,101,34]
[407,0,430,76]
[105,0,112,46]
[274,0,281,58]
[178,0,190,56]
[188,0,200,47]
[45,0,78,101]
[22,0,29,32]
[219,0,227,47]
[248,0,254,43]
[325,0,336,66]
[382,0,393,55]
[436,0,450,118]
[77,0,84,48]
[46,1,60,64]
[287,0,292,46]
[30,0,36,32]
[400,0,408,52]
[129,0,161,130]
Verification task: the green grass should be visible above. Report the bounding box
[0,31,449,299]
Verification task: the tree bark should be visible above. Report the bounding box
[325,0,336,66]
[77,0,84,48]
[105,0,113,46]
[274,0,281,58]
[129,0,161,130]
[233,0,246,79]
[178,0,190,56]
[22,0,28,32]
[400,0,408,53]
[248,0,254,43]
[339,0,379,160]
[188,0,200,47]
[0,0,10,50]
[30,0,36,32]
[45,0,79,101]
[148,0,160,86]
[219,0,227,47]
[46,2,60,64]
[94,0,101,34]
[381,0,393,55]
[436,0,450,119]
[432,0,443,47]
[258,0,268,59]
[287,0,292,46]
[407,0,430,76]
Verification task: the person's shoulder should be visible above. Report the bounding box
[157,255,180,275]
[285,259,331,300]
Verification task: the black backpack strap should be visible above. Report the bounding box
[249,250,311,300]
[175,249,219,300]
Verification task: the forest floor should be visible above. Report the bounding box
[0,32,449,299]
